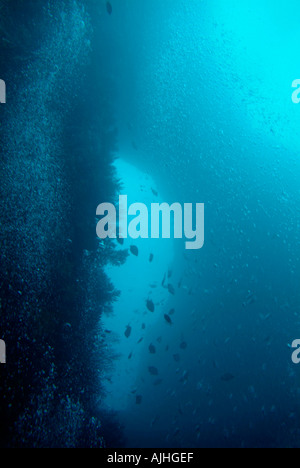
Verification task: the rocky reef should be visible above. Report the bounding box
[0,0,126,448]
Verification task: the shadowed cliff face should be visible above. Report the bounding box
[0,0,126,448]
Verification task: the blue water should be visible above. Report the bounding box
[0,0,300,448]
[101,0,300,448]
[99,0,300,447]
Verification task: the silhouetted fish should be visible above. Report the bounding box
[151,416,160,426]
[128,352,133,360]
[180,342,187,350]
[221,373,235,382]
[149,344,156,354]
[125,325,132,338]
[106,2,112,15]
[154,379,163,386]
[148,366,159,376]
[179,370,189,383]
[168,284,175,295]
[136,395,142,405]
[146,299,155,313]
[173,354,181,363]
[132,140,138,151]
[130,245,139,257]
[169,308,175,316]
[151,188,158,197]
[149,253,154,263]
[164,314,173,325]
[137,338,143,344]
[142,323,146,330]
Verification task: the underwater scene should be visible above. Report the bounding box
[0,0,300,449]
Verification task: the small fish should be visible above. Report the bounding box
[132,140,138,151]
[164,314,173,325]
[137,338,144,344]
[154,379,163,386]
[148,366,159,376]
[149,253,154,263]
[104,329,112,334]
[168,284,175,295]
[151,188,158,197]
[169,308,175,316]
[180,342,187,350]
[125,325,132,338]
[179,370,189,383]
[173,354,181,363]
[149,344,156,354]
[162,273,166,288]
[221,373,235,382]
[106,2,112,15]
[128,352,133,360]
[130,245,139,257]
[142,323,146,330]
[151,416,160,426]
[136,395,142,405]
[146,299,155,313]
